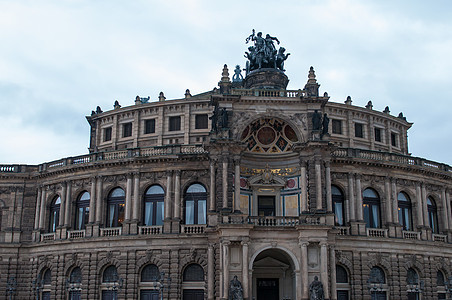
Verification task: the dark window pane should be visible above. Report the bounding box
[141,264,160,282]
[195,114,208,129]
[43,269,52,285]
[374,128,381,142]
[369,267,385,284]
[103,266,118,283]
[70,267,82,283]
[123,123,132,137]
[437,270,445,286]
[391,133,398,147]
[169,116,181,131]
[336,265,348,283]
[332,119,342,134]
[104,127,112,141]
[355,123,364,138]
[183,264,204,281]
[184,184,207,225]
[49,197,61,232]
[145,119,156,134]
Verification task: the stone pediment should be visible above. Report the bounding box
[248,170,286,187]
[253,256,290,269]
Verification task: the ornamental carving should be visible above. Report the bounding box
[241,118,299,153]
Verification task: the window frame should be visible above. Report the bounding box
[354,123,364,138]
[104,127,112,142]
[184,184,207,225]
[49,196,61,233]
[363,188,381,228]
[195,114,208,130]
[75,192,90,230]
[106,188,125,228]
[332,119,342,135]
[332,185,345,226]
[169,116,181,132]
[398,192,413,231]
[122,122,132,138]
[144,119,156,134]
[374,127,382,143]
[427,197,439,233]
[143,185,165,226]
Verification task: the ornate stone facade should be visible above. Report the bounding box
[0,55,451,300]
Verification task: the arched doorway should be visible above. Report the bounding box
[251,248,297,300]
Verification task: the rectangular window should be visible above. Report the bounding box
[123,122,132,137]
[355,123,364,138]
[195,114,208,129]
[169,116,181,131]
[374,128,382,142]
[391,133,398,147]
[104,127,112,142]
[144,119,155,134]
[332,119,342,134]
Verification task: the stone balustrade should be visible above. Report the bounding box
[433,233,447,243]
[138,225,163,235]
[100,227,122,237]
[68,230,86,239]
[248,216,300,226]
[335,226,350,236]
[366,228,388,238]
[41,232,56,242]
[402,230,421,240]
[231,88,305,98]
[181,224,206,234]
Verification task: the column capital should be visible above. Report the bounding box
[166,170,173,177]
[175,170,181,176]
[324,161,331,168]
[127,173,133,180]
[298,238,309,247]
[354,173,361,180]
[319,241,328,247]
[133,172,141,178]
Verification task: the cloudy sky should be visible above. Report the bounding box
[1,0,451,166]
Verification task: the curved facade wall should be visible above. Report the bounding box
[0,66,451,300]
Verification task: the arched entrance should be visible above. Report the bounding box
[251,248,298,300]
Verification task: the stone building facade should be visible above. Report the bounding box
[1,41,452,300]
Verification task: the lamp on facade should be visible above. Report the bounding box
[153,272,171,300]
[444,276,452,299]
[32,276,44,300]
[6,277,17,300]
[367,277,384,299]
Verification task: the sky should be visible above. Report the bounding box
[0,0,451,166]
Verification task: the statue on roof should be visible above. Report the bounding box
[245,29,289,74]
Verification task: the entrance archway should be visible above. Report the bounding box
[251,248,298,300]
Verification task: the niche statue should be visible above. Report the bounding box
[309,276,324,300]
[229,275,243,300]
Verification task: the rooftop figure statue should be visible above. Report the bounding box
[245,29,289,73]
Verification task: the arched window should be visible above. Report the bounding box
[39,268,52,300]
[144,185,165,226]
[49,196,61,232]
[398,192,413,231]
[106,188,125,228]
[68,267,82,299]
[336,265,350,300]
[183,264,204,282]
[43,268,52,285]
[363,189,381,228]
[332,186,345,226]
[369,266,385,284]
[75,192,90,230]
[437,270,446,299]
[140,264,160,299]
[184,184,207,225]
[182,264,205,300]
[407,268,421,300]
[427,197,439,233]
[101,266,121,300]
[368,266,387,299]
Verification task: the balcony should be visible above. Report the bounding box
[335,226,350,236]
[248,216,300,226]
[41,233,56,242]
[138,225,163,235]
[100,227,122,237]
[433,233,447,243]
[366,228,388,238]
[67,230,86,239]
[181,224,206,234]
[402,230,420,240]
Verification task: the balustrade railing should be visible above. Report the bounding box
[100,227,122,237]
[331,148,451,172]
[366,228,388,238]
[138,225,163,235]
[402,230,420,240]
[433,233,447,243]
[231,89,305,98]
[67,230,86,239]
[41,233,56,242]
[248,216,300,226]
[335,226,350,236]
[181,224,206,234]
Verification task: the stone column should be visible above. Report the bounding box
[208,244,215,300]
[384,178,393,223]
[222,159,228,210]
[89,177,97,223]
[64,181,72,227]
[315,160,322,210]
[234,159,241,212]
[242,242,249,299]
[320,242,329,299]
[165,171,172,220]
[416,184,423,226]
[391,179,398,224]
[209,160,216,211]
[95,176,103,224]
[300,161,308,212]
[422,184,429,227]
[447,190,452,229]
[348,173,355,221]
[330,246,337,300]
[34,187,42,230]
[39,187,47,229]
[300,241,309,299]
[355,175,363,221]
[325,162,332,212]
[132,173,140,221]
[59,182,67,227]
[441,188,449,231]
[223,242,230,299]
[125,174,133,222]
[174,171,181,219]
